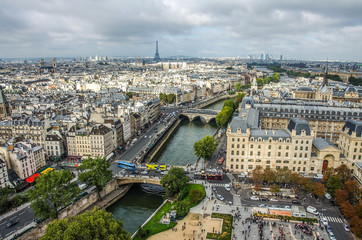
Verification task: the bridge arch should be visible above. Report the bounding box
[179,114,191,122]
[117,176,162,186]
[192,115,207,123]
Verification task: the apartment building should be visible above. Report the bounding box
[9,141,46,179]
[339,120,362,169]
[67,124,113,161]
[45,133,65,160]
[0,156,9,188]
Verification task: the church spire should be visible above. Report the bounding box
[323,60,328,86]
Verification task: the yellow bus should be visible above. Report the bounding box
[146,164,166,171]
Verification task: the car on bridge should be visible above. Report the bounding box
[250,196,259,201]
[7,220,19,228]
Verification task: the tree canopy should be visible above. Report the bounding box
[28,170,80,219]
[193,135,217,160]
[216,106,234,128]
[78,157,113,200]
[160,167,189,197]
[41,208,131,240]
[234,82,242,91]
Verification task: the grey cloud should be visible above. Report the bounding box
[0,0,361,60]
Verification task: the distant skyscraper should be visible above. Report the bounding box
[40,59,44,67]
[280,55,283,61]
[265,54,269,60]
[154,41,161,62]
[52,57,57,70]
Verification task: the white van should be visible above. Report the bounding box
[306,206,319,215]
[78,183,87,190]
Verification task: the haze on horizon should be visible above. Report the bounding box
[1,0,362,61]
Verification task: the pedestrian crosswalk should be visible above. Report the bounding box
[211,183,227,187]
[325,216,344,223]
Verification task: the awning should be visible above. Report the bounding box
[26,173,40,183]
[106,152,115,160]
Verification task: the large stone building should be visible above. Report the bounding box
[225,97,361,176]
[252,100,361,144]
[67,124,113,161]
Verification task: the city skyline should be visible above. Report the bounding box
[1,0,362,61]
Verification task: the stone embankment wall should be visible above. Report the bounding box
[18,179,131,240]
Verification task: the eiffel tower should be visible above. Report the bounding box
[154,41,161,62]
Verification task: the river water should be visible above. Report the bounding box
[108,99,226,235]
[108,184,164,234]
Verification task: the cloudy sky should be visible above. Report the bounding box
[1,0,362,60]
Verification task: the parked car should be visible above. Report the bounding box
[270,198,279,202]
[343,223,350,232]
[326,225,332,233]
[260,197,268,201]
[7,220,19,228]
[225,184,231,191]
[284,205,291,209]
[140,170,148,174]
[321,217,328,226]
[306,206,319,215]
[250,196,259,201]
[144,135,147,138]
[258,204,266,207]
[212,186,216,191]
[329,231,336,240]
[161,171,168,175]
[292,200,301,205]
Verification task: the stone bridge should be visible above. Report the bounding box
[116,175,162,186]
[180,108,220,123]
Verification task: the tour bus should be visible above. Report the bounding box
[117,161,136,171]
[146,164,167,171]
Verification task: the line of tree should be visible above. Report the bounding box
[256,73,281,86]
[159,93,176,104]
[28,157,113,220]
[322,165,361,237]
[0,187,28,215]
[41,207,131,240]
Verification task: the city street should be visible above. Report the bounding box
[0,205,34,239]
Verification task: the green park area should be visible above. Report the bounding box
[134,183,206,240]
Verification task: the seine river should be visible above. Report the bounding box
[108,99,226,235]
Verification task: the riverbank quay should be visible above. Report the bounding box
[13,178,132,240]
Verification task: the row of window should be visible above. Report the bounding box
[230,150,308,158]
[230,159,307,165]
[229,164,311,172]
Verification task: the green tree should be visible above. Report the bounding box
[223,100,236,110]
[41,207,131,240]
[126,92,134,99]
[174,201,190,218]
[326,175,343,196]
[160,167,189,197]
[298,177,314,193]
[28,170,80,219]
[78,157,113,201]
[216,106,234,128]
[272,72,280,82]
[166,94,175,103]
[275,168,292,184]
[235,82,242,91]
[189,189,204,204]
[193,135,217,160]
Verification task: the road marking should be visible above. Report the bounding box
[6,231,15,237]
[19,211,26,215]
[325,216,344,223]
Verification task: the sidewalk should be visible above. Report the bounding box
[0,202,31,222]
